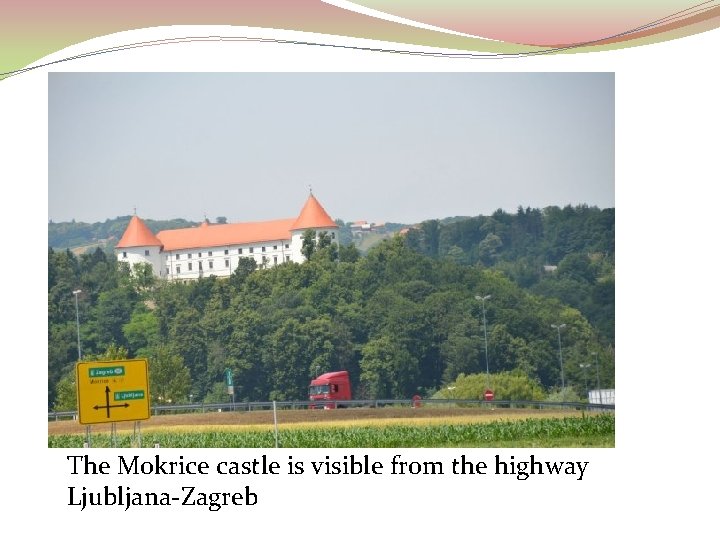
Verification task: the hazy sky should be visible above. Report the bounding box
[48,72,614,225]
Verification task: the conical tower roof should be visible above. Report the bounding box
[290,194,338,231]
[116,215,163,248]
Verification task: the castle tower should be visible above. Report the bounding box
[115,215,164,276]
[289,194,339,262]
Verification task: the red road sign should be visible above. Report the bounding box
[484,389,494,401]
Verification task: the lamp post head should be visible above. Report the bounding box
[551,323,566,330]
[73,289,82,295]
[475,295,491,301]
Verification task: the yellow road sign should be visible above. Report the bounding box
[76,358,150,425]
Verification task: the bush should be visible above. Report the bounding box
[544,387,582,403]
[434,371,545,401]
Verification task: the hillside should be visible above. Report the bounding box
[48,216,198,251]
[48,203,614,410]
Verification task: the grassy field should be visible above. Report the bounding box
[48,408,614,448]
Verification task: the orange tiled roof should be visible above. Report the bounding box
[117,195,338,252]
[116,216,163,248]
[291,195,338,230]
[157,218,296,251]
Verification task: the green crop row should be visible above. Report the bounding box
[48,414,614,448]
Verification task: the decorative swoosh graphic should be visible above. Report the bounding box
[336,0,720,46]
[1,0,718,78]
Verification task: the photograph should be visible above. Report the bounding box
[47,72,615,449]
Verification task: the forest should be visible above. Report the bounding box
[48,204,614,410]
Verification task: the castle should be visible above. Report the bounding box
[115,194,338,280]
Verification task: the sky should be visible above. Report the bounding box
[48,72,614,225]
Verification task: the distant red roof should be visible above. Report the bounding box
[291,195,338,231]
[116,216,162,248]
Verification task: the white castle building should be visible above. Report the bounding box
[115,194,338,280]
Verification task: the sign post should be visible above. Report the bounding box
[76,358,150,425]
[484,389,494,401]
[225,368,235,409]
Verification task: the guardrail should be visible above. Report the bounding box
[48,398,614,421]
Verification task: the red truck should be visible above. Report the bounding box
[309,371,351,409]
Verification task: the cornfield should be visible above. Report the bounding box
[48,413,614,448]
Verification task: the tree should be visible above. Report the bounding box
[228,257,257,289]
[441,332,482,383]
[122,310,160,357]
[87,286,138,352]
[338,243,360,263]
[168,307,206,397]
[53,367,78,411]
[87,343,129,361]
[444,245,468,265]
[263,318,312,400]
[317,231,332,250]
[149,346,192,405]
[131,262,156,291]
[477,232,503,265]
[301,228,317,260]
[314,232,338,262]
[360,336,417,399]
[226,309,268,400]
[48,322,78,407]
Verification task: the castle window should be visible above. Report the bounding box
[165,266,169,275]
[249,247,254,254]
[188,253,192,259]
[188,262,192,271]
[145,249,150,256]
[331,232,335,239]
[238,248,243,254]
[176,265,180,275]
[122,252,127,258]
[209,260,213,269]
[199,261,203,271]
[225,259,230,268]
[208,251,212,257]
[176,254,180,260]
[273,245,277,250]
[224,249,229,255]
[285,255,290,262]
[262,246,266,252]
[285,244,289,249]
[273,256,278,265]
[198,252,202,258]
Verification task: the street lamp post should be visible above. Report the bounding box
[578,363,590,397]
[72,289,82,360]
[592,352,602,404]
[551,323,566,400]
[475,295,492,391]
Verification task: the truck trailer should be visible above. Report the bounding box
[309,371,351,409]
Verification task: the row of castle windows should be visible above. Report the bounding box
[169,243,291,261]
[168,254,291,275]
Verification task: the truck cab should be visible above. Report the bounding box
[309,371,351,409]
